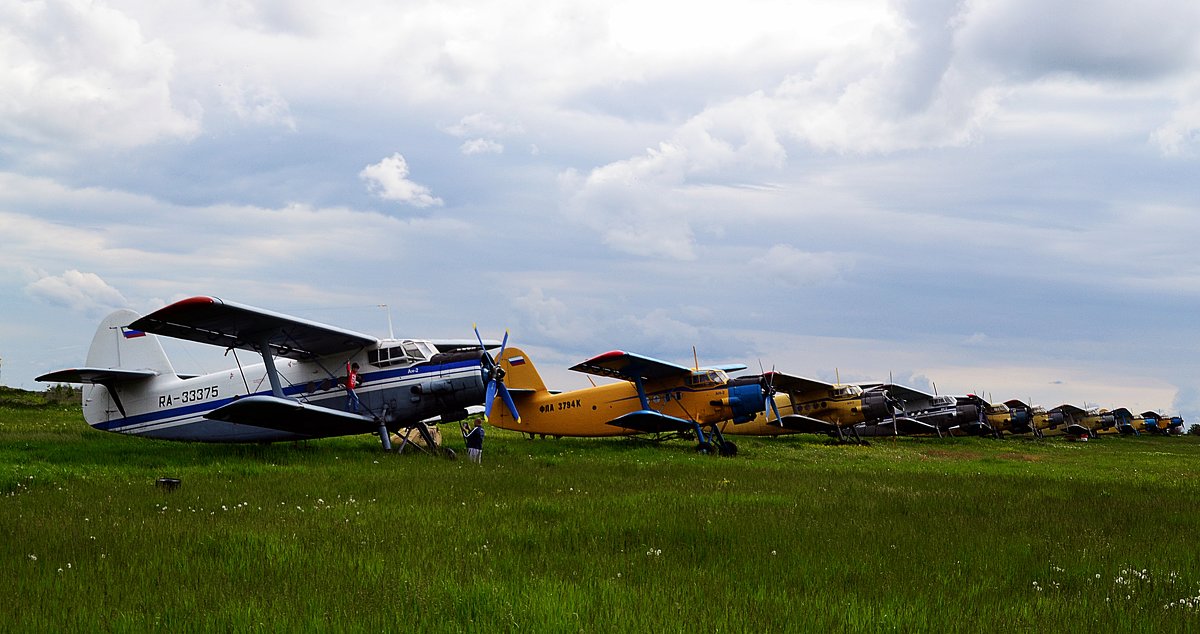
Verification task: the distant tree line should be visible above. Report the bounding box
[0,385,81,408]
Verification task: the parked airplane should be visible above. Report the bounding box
[1050,404,1115,440]
[37,296,515,450]
[483,346,770,455]
[1110,407,1144,435]
[1140,411,1185,435]
[723,374,895,442]
[857,385,991,437]
[1002,399,1062,438]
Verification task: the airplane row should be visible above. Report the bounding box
[38,296,1185,456]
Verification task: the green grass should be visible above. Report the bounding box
[4,397,1200,631]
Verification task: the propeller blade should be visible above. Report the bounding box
[497,329,509,359]
[761,369,781,423]
[484,379,498,419]
[497,382,521,423]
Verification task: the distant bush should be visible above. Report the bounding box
[1188,424,1200,437]
[0,385,81,408]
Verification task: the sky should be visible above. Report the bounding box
[1,0,1198,420]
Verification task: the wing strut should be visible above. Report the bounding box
[259,334,285,398]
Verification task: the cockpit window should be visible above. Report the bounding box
[687,369,728,387]
[367,340,430,368]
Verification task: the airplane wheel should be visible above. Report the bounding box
[695,441,713,454]
[719,441,738,457]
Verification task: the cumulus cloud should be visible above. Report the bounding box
[444,113,521,156]
[561,93,786,260]
[460,138,504,155]
[359,153,443,207]
[219,82,297,130]
[25,270,127,316]
[750,244,851,287]
[0,0,199,151]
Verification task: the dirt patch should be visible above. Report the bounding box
[997,452,1042,462]
[921,449,983,460]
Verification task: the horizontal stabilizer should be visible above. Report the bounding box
[605,410,694,434]
[206,395,378,438]
[36,367,158,384]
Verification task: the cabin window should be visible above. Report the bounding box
[369,343,426,368]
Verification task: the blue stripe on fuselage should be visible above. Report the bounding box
[93,357,481,432]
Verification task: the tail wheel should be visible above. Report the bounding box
[719,441,738,457]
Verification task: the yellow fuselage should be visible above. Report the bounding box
[488,379,735,438]
[719,391,869,436]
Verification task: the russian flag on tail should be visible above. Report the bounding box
[122,327,146,339]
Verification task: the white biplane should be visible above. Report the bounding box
[37,296,518,451]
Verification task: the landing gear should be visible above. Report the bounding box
[690,423,739,457]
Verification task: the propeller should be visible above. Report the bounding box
[758,363,782,424]
[474,324,520,423]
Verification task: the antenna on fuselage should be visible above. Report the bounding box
[378,304,394,339]
[692,346,699,370]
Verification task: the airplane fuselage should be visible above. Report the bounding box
[86,347,487,442]
[489,376,749,438]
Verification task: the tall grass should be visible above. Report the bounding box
[4,404,1200,631]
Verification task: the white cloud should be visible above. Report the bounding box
[751,244,851,287]
[0,0,199,152]
[359,154,443,207]
[25,270,127,317]
[219,82,297,130]
[460,139,504,155]
[443,113,523,138]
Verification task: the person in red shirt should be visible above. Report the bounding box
[345,362,361,413]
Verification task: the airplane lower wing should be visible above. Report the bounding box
[775,414,840,434]
[206,395,379,438]
[870,417,939,436]
[604,410,695,434]
[1066,423,1091,437]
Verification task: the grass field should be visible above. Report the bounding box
[4,391,1200,632]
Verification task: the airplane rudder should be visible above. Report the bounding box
[499,346,547,392]
[85,308,176,375]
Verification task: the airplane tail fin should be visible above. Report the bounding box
[77,309,175,425]
[498,346,548,393]
[86,309,177,375]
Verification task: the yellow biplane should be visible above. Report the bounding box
[1049,404,1117,440]
[720,373,895,443]
[484,347,771,455]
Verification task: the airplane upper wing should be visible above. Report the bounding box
[1053,404,1087,418]
[35,368,159,383]
[764,372,835,396]
[129,296,378,360]
[206,395,379,437]
[569,351,694,381]
[875,384,938,410]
